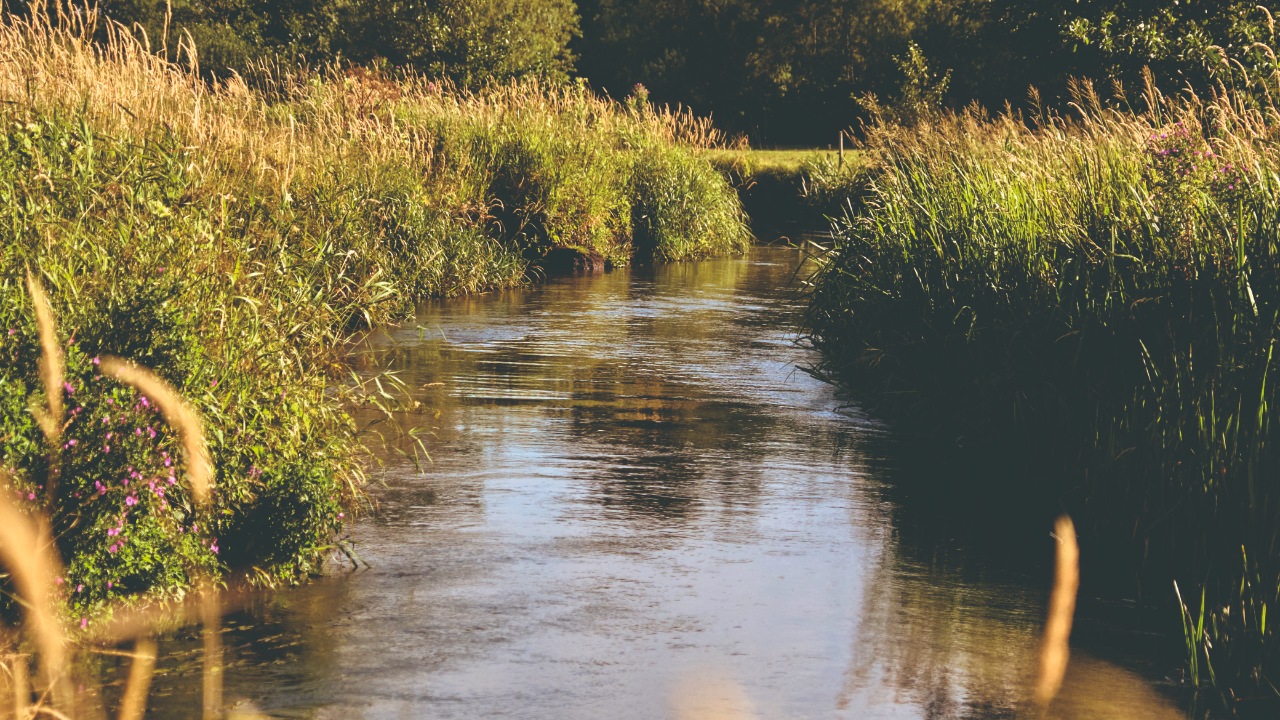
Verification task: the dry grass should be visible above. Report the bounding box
[0,3,726,217]
[0,478,72,715]
[1033,515,1079,709]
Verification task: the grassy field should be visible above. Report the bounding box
[806,81,1280,707]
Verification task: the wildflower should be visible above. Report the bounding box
[26,492,34,500]
[91,356,100,365]
[125,495,136,506]
[63,382,74,394]
[6,328,14,336]
[108,544,118,553]
[210,542,219,554]
[76,584,83,593]
[139,396,150,408]
[80,618,87,629]
[103,444,110,454]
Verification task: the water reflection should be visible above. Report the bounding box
[132,247,1186,719]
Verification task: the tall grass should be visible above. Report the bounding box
[806,74,1280,703]
[0,0,748,625]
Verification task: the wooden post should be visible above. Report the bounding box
[839,131,844,168]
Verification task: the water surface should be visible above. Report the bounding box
[144,246,1186,719]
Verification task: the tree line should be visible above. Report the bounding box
[24,0,1277,144]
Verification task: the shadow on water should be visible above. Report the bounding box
[123,247,1201,719]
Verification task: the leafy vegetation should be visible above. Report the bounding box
[94,0,580,83]
[0,5,746,620]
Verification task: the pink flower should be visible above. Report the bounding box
[108,544,118,553]
[106,581,113,588]
[76,584,83,593]
[63,382,74,394]
[102,445,110,454]
[139,396,150,408]
[80,618,88,629]
[26,492,34,500]
[91,356,100,365]
[210,542,219,555]
[125,495,137,506]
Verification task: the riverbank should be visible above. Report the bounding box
[0,8,748,622]
[708,148,870,238]
[805,84,1280,709]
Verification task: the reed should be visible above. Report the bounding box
[0,476,72,714]
[806,73,1280,702]
[1033,515,1079,709]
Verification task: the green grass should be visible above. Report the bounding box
[708,148,839,174]
[0,9,749,622]
[806,84,1280,706]
[709,148,872,233]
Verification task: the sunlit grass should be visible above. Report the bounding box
[0,0,748,622]
[807,74,1280,701]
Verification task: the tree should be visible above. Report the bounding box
[87,0,579,84]
[346,0,580,84]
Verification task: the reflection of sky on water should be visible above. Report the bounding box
[132,247,1185,719]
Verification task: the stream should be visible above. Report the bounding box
[139,246,1189,719]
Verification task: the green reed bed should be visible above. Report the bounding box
[0,6,748,624]
[806,82,1280,704]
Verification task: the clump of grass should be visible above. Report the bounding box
[806,74,1280,703]
[632,142,751,261]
